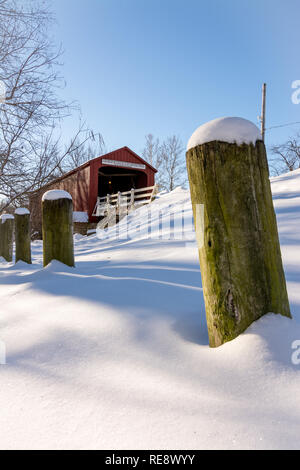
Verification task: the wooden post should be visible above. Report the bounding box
[261,83,266,142]
[130,188,135,208]
[15,208,32,264]
[106,194,110,214]
[117,191,121,221]
[95,196,100,216]
[0,214,14,262]
[151,184,158,201]
[186,117,291,347]
[42,190,74,267]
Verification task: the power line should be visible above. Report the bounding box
[257,83,300,133]
[266,121,300,131]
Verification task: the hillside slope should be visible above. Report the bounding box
[0,171,300,449]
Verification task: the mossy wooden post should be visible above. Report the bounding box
[0,214,14,262]
[186,117,291,348]
[15,208,31,264]
[42,190,74,267]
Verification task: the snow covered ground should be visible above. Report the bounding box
[0,171,300,450]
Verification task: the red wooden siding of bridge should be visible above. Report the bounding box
[29,147,157,231]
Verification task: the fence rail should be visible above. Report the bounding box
[92,185,157,217]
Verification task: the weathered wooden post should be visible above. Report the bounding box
[42,190,74,267]
[15,208,31,264]
[130,188,135,211]
[106,194,110,212]
[186,117,291,347]
[0,214,14,262]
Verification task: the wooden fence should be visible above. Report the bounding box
[92,185,157,218]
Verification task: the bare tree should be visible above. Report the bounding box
[0,0,100,211]
[159,135,186,191]
[270,133,300,175]
[142,134,187,191]
[61,132,106,174]
[142,134,161,168]
[1,124,101,209]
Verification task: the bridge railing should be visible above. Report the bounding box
[92,185,158,217]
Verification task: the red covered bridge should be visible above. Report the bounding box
[30,146,157,233]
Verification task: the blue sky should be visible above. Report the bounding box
[51,0,300,157]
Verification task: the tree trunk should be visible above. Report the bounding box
[186,140,291,347]
[15,211,32,264]
[42,196,74,267]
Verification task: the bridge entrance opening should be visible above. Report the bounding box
[98,167,147,198]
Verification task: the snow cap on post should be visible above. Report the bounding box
[187,117,262,151]
[15,208,30,216]
[0,213,14,224]
[42,189,72,202]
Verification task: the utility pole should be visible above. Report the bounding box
[260,83,266,141]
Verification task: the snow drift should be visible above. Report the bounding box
[0,171,300,449]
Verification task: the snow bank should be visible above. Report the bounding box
[42,190,72,202]
[0,213,14,223]
[187,117,262,150]
[95,187,194,243]
[271,168,300,198]
[73,211,88,223]
[0,175,300,449]
[15,208,30,216]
